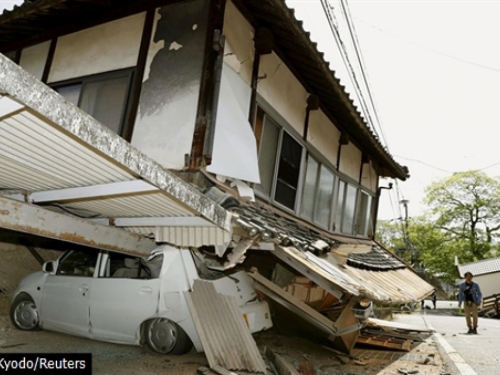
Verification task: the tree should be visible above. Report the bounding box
[425,170,500,262]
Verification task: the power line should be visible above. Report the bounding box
[354,16,500,74]
[393,155,454,174]
[339,0,390,149]
[320,0,381,141]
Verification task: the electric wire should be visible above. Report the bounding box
[320,0,379,139]
[340,0,389,149]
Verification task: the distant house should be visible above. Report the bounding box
[455,256,500,297]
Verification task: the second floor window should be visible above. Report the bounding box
[52,69,134,137]
[255,108,303,211]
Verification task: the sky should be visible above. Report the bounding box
[2,0,499,222]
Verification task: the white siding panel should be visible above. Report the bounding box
[48,13,145,83]
[222,0,255,85]
[257,52,307,135]
[339,142,362,181]
[307,109,340,167]
[360,161,378,192]
[19,41,51,80]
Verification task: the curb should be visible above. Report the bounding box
[423,318,478,375]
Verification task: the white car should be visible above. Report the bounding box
[10,245,272,354]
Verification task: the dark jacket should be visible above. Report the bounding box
[458,281,482,305]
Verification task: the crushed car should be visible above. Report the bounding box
[10,245,272,354]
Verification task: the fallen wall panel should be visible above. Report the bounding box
[184,279,266,373]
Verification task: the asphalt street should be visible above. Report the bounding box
[421,311,500,375]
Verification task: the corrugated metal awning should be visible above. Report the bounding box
[0,53,232,254]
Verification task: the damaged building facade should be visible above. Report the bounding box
[0,0,434,369]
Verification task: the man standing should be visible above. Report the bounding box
[458,272,482,334]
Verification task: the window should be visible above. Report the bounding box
[52,69,134,137]
[5,51,18,62]
[342,184,358,234]
[256,114,280,197]
[275,132,302,209]
[314,165,335,227]
[100,252,163,279]
[254,107,376,238]
[255,108,303,211]
[355,192,373,237]
[300,155,336,229]
[57,249,99,277]
[300,155,319,221]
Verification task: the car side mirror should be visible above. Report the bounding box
[43,261,56,275]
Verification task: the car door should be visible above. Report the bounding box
[89,252,162,343]
[40,248,99,337]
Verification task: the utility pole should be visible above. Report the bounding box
[400,199,413,264]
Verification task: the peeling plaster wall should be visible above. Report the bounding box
[307,109,340,167]
[131,0,209,170]
[360,161,378,192]
[48,13,145,83]
[19,41,51,81]
[339,142,362,181]
[222,0,254,85]
[257,52,307,135]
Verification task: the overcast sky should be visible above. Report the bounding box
[287,0,500,221]
[2,0,498,222]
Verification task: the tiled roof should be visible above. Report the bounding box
[457,257,500,278]
[348,246,406,271]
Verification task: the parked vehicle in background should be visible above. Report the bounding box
[10,245,272,354]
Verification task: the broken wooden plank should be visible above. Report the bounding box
[265,347,300,375]
[298,361,315,375]
[356,334,412,352]
[363,329,425,342]
[248,270,338,336]
[212,365,239,375]
[367,318,432,332]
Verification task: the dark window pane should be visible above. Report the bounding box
[314,165,334,227]
[275,132,302,209]
[300,155,319,220]
[275,180,297,210]
[57,249,98,277]
[5,51,17,62]
[79,75,130,135]
[57,84,82,106]
[256,117,280,196]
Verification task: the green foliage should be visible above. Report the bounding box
[425,170,500,261]
[377,170,500,283]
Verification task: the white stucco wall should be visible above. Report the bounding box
[222,0,254,85]
[307,109,340,167]
[360,161,378,192]
[473,273,500,298]
[257,52,307,135]
[339,142,362,181]
[19,41,51,81]
[48,13,145,83]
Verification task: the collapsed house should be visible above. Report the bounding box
[0,0,434,371]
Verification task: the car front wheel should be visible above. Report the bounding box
[145,318,192,355]
[10,293,40,331]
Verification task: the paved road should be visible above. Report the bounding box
[421,311,500,375]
